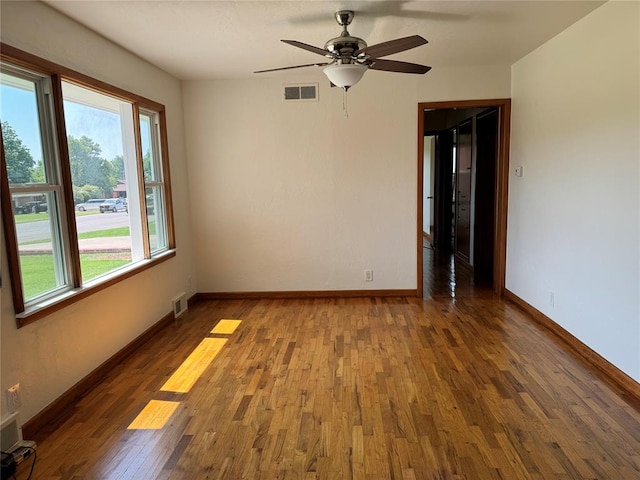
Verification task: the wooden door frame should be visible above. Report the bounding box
[417,99,511,296]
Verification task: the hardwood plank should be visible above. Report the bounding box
[211,319,242,334]
[160,337,227,393]
[504,288,640,405]
[22,310,177,442]
[28,284,640,479]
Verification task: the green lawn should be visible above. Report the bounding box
[80,253,130,281]
[14,213,50,224]
[78,226,130,239]
[20,254,129,299]
[20,255,58,298]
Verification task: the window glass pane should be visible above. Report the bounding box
[139,113,159,182]
[13,192,66,300]
[62,81,138,282]
[145,186,166,252]
[0,72,46,185]
[140,110,168,252]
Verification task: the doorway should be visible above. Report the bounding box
[417,99,511,297]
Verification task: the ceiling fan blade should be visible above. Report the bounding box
[356,35,428,59]
[254,62,330,74]
[368,59,431,74]
[281,40,330,57]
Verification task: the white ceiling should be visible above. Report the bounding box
[43,1,604,81]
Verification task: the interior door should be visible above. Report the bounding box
[474,109,498,284]
[433,129,454,252]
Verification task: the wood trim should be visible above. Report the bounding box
[132,103,152,256]
[504,289,640,403]
[453,254,473,273]
[17,251,176,326]
[494,101,511,296]
[197,289,418,300]
[187,293,198,308]
[158,108,176,249]
[0,128,25,313]
[51,73,82,288]
[22,309,177,442]
[419,99,512,110]
[417,99,511,297]
[417,104,425,295]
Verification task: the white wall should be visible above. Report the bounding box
[0,2,195,422]
[507,2,640,380]
[423,136,435,236]
[183,66,510,293]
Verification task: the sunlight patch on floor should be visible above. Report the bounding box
[127,400,180,430]
[129,319,237,431]
[211,319,242,334]
[160,337,227,393]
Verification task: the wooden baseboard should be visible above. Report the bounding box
[187,292,198,308]
[454,254,473,273]
[22,309,178,442]
[504,289,640,404]
[196,289,418,300]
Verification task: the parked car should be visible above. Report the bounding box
[13,204,29,215]
[76,199,104,211]
[30,202,48,213]
[15,201,48,214]
[100,198,127,213]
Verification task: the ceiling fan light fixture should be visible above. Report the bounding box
[323,64,368,90]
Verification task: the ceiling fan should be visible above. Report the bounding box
[254,10,431,91]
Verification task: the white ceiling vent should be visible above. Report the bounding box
[283,83,318,102]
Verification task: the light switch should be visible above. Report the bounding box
[515,166,524,177]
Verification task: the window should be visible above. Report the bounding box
[0,46,175,325]
[62,80,137,283]
[139,110,168,253]
[1,66,68,303]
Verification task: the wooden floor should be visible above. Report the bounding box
[30,248,640,479]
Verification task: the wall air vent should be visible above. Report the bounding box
[283,83,318,102]
[172,293,188,318]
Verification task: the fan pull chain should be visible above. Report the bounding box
[342,89,349,119]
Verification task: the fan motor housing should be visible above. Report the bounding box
[324,35,367,58]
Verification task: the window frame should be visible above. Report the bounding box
[0,44,176,326]
[138,107,173,254]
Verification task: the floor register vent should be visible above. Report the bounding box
[283,83,318,102]
[172,293,188,318]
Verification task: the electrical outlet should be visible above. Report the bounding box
[364,269,373,282]
[6,384,22,413]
